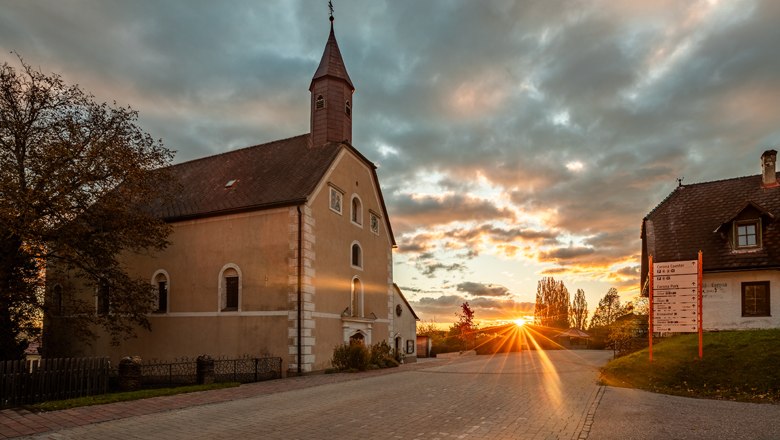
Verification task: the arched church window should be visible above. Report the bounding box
[316,95,325,109]
[218,264,242,312]
[351,277,363,317]
[52,285,63,316]
[152,271,169,313]
[351,242,362,269]
[351,195,362,226]
[345,100,351,117]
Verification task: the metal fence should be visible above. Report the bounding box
[214,356,282,383]
[140,356,282,388]
[140,359,197,387]
[1,355,282,407]
[1,357,110,408]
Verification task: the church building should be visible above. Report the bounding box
[45,16,416,374]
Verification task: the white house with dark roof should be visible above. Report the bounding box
[45,17,417,374]
[641,150,780,330]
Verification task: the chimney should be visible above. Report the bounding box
[761,149,778,188]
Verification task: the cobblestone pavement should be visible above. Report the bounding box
[589,386,780,440]
[6,350,611,440]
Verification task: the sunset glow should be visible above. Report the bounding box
[513,317,528,327]
[5,1,775,328]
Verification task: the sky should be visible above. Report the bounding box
[3,0,780,326]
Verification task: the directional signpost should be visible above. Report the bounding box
[649,252,703,361]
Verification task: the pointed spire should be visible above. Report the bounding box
[310,14,354,91]
[309,6,354,147]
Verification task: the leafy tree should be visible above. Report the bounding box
[533,277,570,328]
[0,56,173,359]
[449,302,477,348]
[607,318,637,357]
[589,288,623,329]
[570,288,588,330]
[416,320,441,337]
[630,296,649,316]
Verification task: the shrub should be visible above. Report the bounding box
[331,340,402,371]
[331,341,370,371]
[369,340,393,366]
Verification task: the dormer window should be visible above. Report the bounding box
[316,95,325,109]
[735,220,760,249]
[345,100,351,117]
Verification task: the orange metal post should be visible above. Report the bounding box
[649,255,654,363]
[698,251,703,359]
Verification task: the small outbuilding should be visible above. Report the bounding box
[556,328,590,348]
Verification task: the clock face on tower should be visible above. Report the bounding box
[396,304,402,317]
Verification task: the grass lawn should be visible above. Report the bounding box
[28,382,240,412]
[600,329,780,403]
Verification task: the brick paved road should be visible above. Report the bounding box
[589,386,780,440]
[18,350,611,440]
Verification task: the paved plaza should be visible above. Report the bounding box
[3,350,780,439]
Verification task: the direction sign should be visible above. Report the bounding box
[653,259,698,275]
[652,259,701,334]
[653,273,698,290]
[655,324,698,333]
[654,297,697,306]
[649,254,703,360]
[653,303,699,317]
[653,288,697,298]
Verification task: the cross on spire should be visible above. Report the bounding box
[328,1,334,22]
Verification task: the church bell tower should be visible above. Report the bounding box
[309,14,354,147]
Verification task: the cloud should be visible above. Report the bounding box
[418,261,467,278]
[5,0,780,309]
[411,294,535,323]
[456,282,510,297]
[389,192,515,233]
[539,246,595,261]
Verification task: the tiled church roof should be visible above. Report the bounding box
[643,173,780,272]
[150,134,341,221]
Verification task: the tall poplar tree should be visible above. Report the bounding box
[570,289,588,330]
[533,277,570,329]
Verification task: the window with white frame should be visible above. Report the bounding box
[735,220,760,249]
[351,277,363,317]
[152,271,169,313]
[351,242,362,269]
[351,195,362,226]
[52,284,63,316]
[330,186,343,215]
[219,265,242,312]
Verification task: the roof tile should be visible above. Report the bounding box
[150,134,341,221]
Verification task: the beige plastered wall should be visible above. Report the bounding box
[48,208,294,368]
[392,287,418,362]
[306,148,394,371]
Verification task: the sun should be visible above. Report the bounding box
[513,317,528,327]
